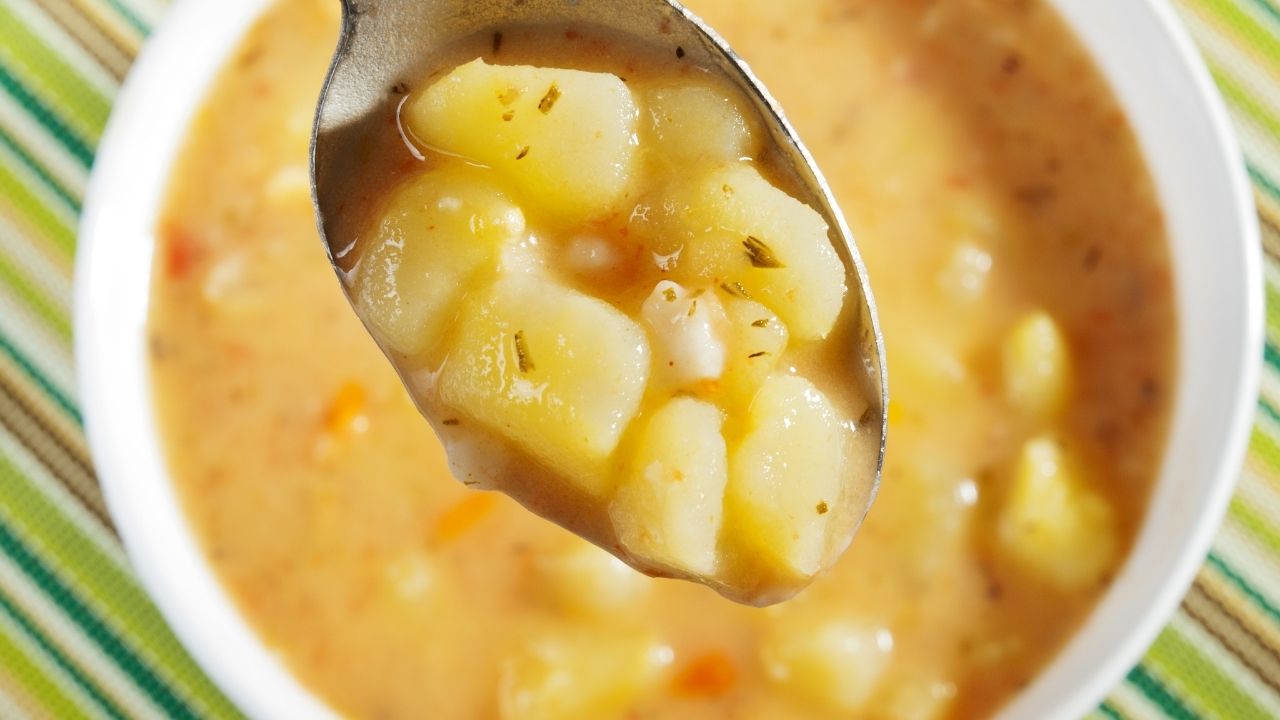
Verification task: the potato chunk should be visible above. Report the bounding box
[405,59,639,222]
[352,163,525,356]
[996,436,1117,589]
[611,397,728,576]
[1002,310,1070,419]
[759,614,894,712]
[536,538,650,616]
[723,375,847,582]
[718,295,788,409]
[638,164,846,341]
[499,629,671,720]
[438,276,650,498]
[640,82,760,166]
[640,280,727,391]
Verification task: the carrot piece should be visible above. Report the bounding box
[163,224,203,280]
[432,493,499,544]
[672,650,737,697]
[324,381,368,436]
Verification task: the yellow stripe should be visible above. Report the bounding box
[63,0,141,57]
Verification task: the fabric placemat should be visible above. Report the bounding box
[0,0,1277,717]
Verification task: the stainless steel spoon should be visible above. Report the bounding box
[310,0,888,581]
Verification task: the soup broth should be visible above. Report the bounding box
[149,0,1174,717]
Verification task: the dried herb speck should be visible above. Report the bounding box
[538,83,562,114]
[744,235,785,268]
[497,86,521,106]
[751,318,770,328]
[816,501,829,515]
[492,31,504,54]
[502,110,515,122]
[748,351,770,359]
[514,331,535,372]
[442,418,461,426]
[676,45,686,59]
[720,281,753,299]
[663,287,678,302]
[515,145,530,160]
[687,300,698,318]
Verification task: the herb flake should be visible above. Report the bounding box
[442,418,461,426]
[662,287,678,302]
[751,318,771,328]
[538,83,562,114]
[720,281,753,299]
[502,110,515,122]
[687,300,698,318]
[748,351,770,359]
[515,145,530,160]
[514,331,535,373]
[816,500,829,515]
[743,235,786,268]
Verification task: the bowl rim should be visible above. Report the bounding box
[73,0,1263,719]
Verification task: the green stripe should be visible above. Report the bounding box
[1097,701,1126,720]
[0,615,91,720]
[1125,664,1198,720]
[1265,277,1280,341]
[0,124,79,213]
[1249,163,1280,204]
[0,63,92,167]
[102,0,150,36]
[1195,0,1280,64]
[0,586,128,720]
[0,156,76,257]
[1246,0,1280,27]
[1146,625,1276,720]
[0,516,202,720]
[1209,59,1280,140]
[0,3,111,143]
[0,248,72,342]
[1229,495,1280,557]
[0,452,244,719]
[1256,397,1280,429]
[0,331,78,424]
[1206,552,1280,624]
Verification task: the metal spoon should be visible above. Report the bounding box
[310,0,888,592]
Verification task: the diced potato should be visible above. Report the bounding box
[405,59,639,222]
[353,163,526,357]
[996,436,1117,589]
[718,295,788,408]
[723,375,846,581]
[936,241,992,302]
[1002,310,1070,419]
[536,538,650,615]
[640,82,761,166]
[635,164,846,341]
[498,628,672,720]
[610,397,728,576]
[640,281,727,390]
[438,276,650,498]
[759,614,894,712]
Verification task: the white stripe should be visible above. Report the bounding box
[0,214,74,305]
[1108,677,1168,719]
[0,93,88,199]
[2,0,120,98]
[1236,464,1280,527]
[0,288,76,414]
[0,598,100,719]
[0,137,79,235]
[1168,612,1280,717]
[0,551,172,720]
[0,686,33,719]
[1213,524,1280,607]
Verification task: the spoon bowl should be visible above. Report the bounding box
[310,0,888,590]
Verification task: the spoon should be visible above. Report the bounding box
[310,0,888,596]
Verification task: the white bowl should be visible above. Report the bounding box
[74,0,1262,718]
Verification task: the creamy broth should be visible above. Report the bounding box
[149,0,1174,717]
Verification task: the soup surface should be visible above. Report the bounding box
[149,0,1175,718]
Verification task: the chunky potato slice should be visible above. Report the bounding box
[640,82,761,167]
[759,614,894,712]
[611,397,728,576]
[352,163,525,357]
[405,59,639,223]
[996,436,1117,589]
[535,538,651,616]
[718,295,788,409]
[723,375,847,581]
[636,164,846,341]
[438,276,650,498]
[1002,310,1070,419]
[499,628,671,720]
[640,280,728,391]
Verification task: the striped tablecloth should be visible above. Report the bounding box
[0,0,1277,718]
